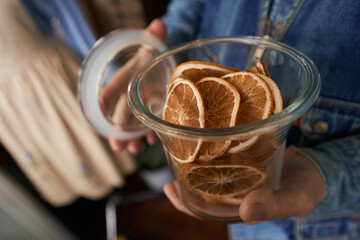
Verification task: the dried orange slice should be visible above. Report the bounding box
[256,60,271,77]
[202,194,244,205]
[256,73,283,114]
[221,72,273,154]
[162,78,205,163]
[195,77,240,161]
[248,66,260,74]
[170,61,238,83]
[236,74,283,163]
[248,61,271,77]
[178,163,268,199]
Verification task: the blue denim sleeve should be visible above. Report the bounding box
[21,0,96,58]
[161,0,205,47]
[297,134,360,212]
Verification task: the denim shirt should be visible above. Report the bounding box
[163,0,360,239]
[20,0,96,58]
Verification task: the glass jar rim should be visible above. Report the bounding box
[128,36,321,140]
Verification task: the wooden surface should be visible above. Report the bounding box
[106,171,228,240]
[114,192,228,240]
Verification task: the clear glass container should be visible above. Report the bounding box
[127,37,321,223]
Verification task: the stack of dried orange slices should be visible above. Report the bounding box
[162,60,283,205]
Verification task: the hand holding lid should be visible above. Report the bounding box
[78,19,172,153]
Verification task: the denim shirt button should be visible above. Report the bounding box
[50,17,61,29]
[313,121,329,134]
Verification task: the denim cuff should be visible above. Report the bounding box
[294,135,360,212]
[161,0,204,48]
[290,146,330,212]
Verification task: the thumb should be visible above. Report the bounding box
[239,147,325,222]
[146,18,167,41]
[239,186,316,222]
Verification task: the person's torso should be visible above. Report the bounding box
[198,1,360,239]
[198,0,360,147]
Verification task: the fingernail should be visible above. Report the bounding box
[147,138,156,146]
[247,203,265,222]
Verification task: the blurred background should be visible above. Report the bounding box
[0,0,228,239]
